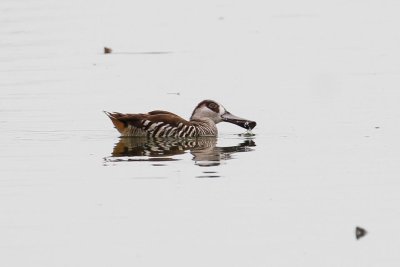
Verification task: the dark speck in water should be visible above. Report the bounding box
[355,226,367,240]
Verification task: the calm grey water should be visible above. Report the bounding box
[2,0,400,266]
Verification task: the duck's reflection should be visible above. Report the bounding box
[106,137,256,167]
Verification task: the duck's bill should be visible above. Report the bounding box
[222,112,257,130]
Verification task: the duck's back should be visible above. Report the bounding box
[105,111,197,137]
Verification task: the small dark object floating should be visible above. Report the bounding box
[104,47,112,54]
[355,226,367,240]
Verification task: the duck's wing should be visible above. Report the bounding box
[104,110,192,136]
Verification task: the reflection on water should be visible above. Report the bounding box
[104,137,256,167]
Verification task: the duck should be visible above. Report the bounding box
[104,99,256,137]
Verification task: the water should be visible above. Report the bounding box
[2,0,400,266]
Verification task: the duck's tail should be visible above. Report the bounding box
[103,111,126,134]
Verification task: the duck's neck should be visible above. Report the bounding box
[190,118,218,136]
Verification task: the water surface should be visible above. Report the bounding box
[1,0,400,266]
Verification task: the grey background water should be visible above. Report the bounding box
[2,0,400,266]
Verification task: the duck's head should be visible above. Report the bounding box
[190,100,257,130]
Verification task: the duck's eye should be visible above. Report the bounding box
[208,103,217,110]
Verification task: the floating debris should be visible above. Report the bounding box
[104,47,112,54]
[374,126,380,129]
[167,92,181,95]
[355,226,367,240]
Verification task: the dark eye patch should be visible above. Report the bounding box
[207,102,219,113]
